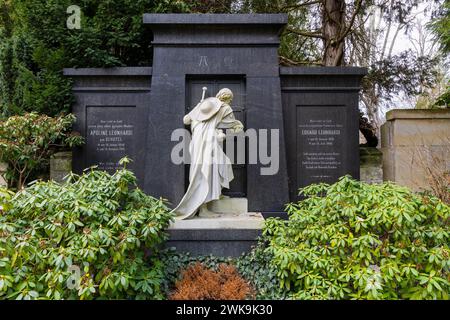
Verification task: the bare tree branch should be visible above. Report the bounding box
[286,27,325,39]
[280,55,324,66]
[280,0,323,11]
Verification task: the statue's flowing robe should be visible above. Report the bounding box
[172,103,241,220]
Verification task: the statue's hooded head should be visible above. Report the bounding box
[216,88,233,104]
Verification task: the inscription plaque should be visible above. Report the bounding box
[297,106,346,187]
[86,106,137,172]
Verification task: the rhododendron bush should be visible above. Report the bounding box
[264,177,449,300]
[0,161,173,300]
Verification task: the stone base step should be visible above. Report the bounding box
[166,211,263,257]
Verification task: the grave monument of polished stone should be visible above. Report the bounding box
[64,14,367,256]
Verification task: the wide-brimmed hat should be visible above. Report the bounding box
[189,97,222,122]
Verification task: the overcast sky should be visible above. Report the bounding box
[373,1,447,116]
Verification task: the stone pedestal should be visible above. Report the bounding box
[360,147,383,184]
[207,197,248,215]
[381,109,450,191]
[50,151,72,183]
[166,212,264,257]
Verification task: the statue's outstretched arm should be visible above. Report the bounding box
[218,106,243,133]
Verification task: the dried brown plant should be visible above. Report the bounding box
[412,137,450,204]
[169,262,255,300]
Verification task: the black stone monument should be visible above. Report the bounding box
[63,67,152,184]
[280,67,367,201]
[142,14,290,214]
[65,14,367,218]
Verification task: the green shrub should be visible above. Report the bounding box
[264,176,450,300]
[0,163,173,300]
[0,112,84,189]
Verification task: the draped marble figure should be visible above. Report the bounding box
[172,88,244,220]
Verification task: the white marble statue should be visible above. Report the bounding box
[172,87,244,220]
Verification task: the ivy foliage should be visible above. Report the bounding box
[0,112,84,189]
[160,243,287,300]
[234,243,288,300]
[0,163,173,300]
[264,176,450,300]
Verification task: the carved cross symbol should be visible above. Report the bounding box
[199,56,208,67]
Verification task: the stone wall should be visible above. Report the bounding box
[381,109,450,192]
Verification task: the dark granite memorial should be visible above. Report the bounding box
[280,67,367,201]
[63,67,152,184]
[64,14,367,256]
[142,14,290,214]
